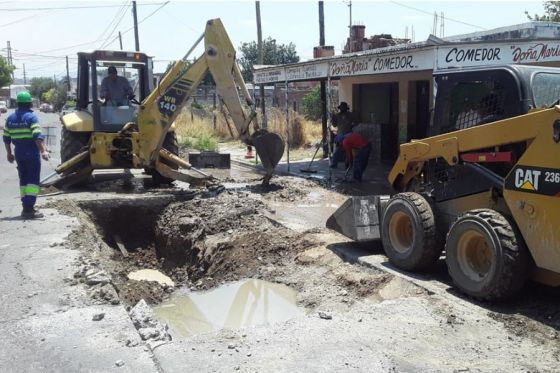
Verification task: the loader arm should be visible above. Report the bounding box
[389,107,560,189]
[136,18,284,183]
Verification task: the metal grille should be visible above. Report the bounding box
[453,92,504,130]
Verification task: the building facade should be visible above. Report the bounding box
[254,22,560,161]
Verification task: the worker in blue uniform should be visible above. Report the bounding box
[3,91,50,219]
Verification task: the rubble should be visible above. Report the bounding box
[129,299,171,342]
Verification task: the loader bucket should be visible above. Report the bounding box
[250,129,285,185]
[326,195,390,241]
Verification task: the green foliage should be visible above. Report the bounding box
[0,56,15,88]
[30,77,56,100]
[65,100,76,108]
[526,1,560,21]
[238,37,299,82]
[181,133,218,151]
[301,85,322,121]
[42,86,67,110]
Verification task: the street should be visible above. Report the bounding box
[0,109,559,371]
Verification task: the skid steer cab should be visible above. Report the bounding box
[328,64,560,301]
[54,19,285,188]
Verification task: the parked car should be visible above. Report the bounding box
[0,100,7,113]
[39,103,54,113]
[60,105,75,117]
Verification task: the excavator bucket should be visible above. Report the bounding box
[250,130,285,185]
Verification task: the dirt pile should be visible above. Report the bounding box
[154,191,318,288]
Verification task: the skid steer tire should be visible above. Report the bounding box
[60,126,91,163]
[152,132,179,186]
[381,192,443,271]
[445,209,530,301]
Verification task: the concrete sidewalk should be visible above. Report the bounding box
[220,141,395,196]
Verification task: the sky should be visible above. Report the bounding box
[0,0,550,82]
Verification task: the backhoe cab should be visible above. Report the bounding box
[55,19,284,187]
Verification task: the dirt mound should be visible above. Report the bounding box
[154,191,318,289]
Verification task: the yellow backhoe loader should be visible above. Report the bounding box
[327,65,560,300]
[50,19,284,188]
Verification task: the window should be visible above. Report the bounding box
[532,73,560,108]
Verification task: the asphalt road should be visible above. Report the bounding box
[0,109,159,372]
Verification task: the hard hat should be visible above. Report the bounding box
[16,91,33,103]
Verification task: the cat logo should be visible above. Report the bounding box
[514,168,541,191]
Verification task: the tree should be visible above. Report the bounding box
[42,86,67,110]
[238,37,299,82]
[30,77,56,101]
[0,56,15,88]
[526,1,560,21]
[301,85,322,121]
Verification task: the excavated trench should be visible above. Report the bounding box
[72,178,430,339]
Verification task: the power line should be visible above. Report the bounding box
[0,2,166,12]
[389,1,486,31]
[96,1,129,46]
[121,1,170,35]
[99,2,131,49]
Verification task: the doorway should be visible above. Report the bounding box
[357,82,399,161]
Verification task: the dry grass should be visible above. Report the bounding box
[174,105,323,149]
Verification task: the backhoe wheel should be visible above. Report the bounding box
[60,126,91,163]
[381,192,443,271]
[152,132,179,186]
[60,126,92,188]
[445,209,529,301]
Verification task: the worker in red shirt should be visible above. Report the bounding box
[342,132,371,182]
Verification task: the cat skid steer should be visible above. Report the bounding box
[327,65,560,300]
[47,19,284,188]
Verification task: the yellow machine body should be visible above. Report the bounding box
[389,107,560,281]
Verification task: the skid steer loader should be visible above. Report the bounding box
[327,64,560,300]
[51,19,284,188]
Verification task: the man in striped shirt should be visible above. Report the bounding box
[3,91,50,219]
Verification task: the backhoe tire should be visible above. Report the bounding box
[381,192,443,271]
[60,126,91,163]
[152,132,179,186]
[60,126,92,188]
[445,209,530,301]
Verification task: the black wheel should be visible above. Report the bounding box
[60,126,91,162]
[60,126,92,187]
[445,209,530,301]
[152,132,179,185]
[381,192,443,271]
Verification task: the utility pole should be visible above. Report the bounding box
[255,1,266,129]
[53,74,57,85]
[23,64,26,84]
[7,41,14,79]
[346,1,352,37]
[66,55,71,93]
[440,12,445,37]
[319,1,328,158]
[132,1,140,51]
[118,31,123,50]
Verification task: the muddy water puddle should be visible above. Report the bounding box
[153,279,304,338]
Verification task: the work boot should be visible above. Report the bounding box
[21,207,44,219]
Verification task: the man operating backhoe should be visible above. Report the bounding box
[100,66,134,106]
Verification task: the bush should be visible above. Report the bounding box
[301,85,322,121]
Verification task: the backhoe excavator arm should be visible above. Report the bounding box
[136,18,284,184]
